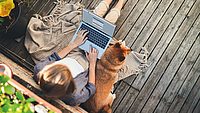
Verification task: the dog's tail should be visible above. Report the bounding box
[98,104,112,113]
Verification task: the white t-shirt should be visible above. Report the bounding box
[54,57,85,78]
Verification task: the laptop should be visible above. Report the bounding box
[71,9,116,59]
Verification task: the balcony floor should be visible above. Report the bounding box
[0,0,200,113]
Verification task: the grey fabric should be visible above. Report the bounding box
[117,47,149,82]
[25,1,84,63]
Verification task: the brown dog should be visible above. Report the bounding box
[82,41,131,113]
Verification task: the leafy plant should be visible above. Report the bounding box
[0,74,56,113]
[0,0,15,30]
[0,75,35,113]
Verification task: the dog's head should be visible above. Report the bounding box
[104,40,132,65]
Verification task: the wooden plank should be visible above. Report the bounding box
[0,34,11,48]
[154,24,200,113]
[87,0,101,9]
[193,98,200,113]
[180,71,200,113]
[128,0,174,50]
[0,36,30,64]
[0,53,34,83]
[25,56,35,66]
[146,14,200,113]
[80,0,94,8]
[37,0,73,16]
[113,0,138,38]
[115,0,152,40]
[25,0,42,15]
[22,0,40,15]
[112,75,137,111]
[167,56,200,113]
[112,81,131,111]
[0,33,29,63]
[122,74,138,84]
[123,0,163,47]
[0,44,34,72]
[25,0,50,18]
[34,0,51,14]
[138,7,200,113]
[2,34,19,46]
[149,1,200,112]
[167,40,200,112]
[16,40,32,59]
[38,0,57,16]
[114,87,139,113]
[115,0,170,86]
[127,0,198,112]
[132,0,194,90]
[9,38,27,58]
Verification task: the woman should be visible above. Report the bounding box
[34,0,124,106]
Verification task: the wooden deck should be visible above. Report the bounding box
[0,0,200,113]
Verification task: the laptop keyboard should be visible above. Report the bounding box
[80,24,110,49]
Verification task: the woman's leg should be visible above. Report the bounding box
[93,0,112,17]
[105,0,124,24]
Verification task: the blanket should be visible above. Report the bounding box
[25,1,84,63]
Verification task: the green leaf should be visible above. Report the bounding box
[12,103,21,111]
[4,85,15,95]
[16,91,25,102]
[25,97,35,103]
[23,103,34,113]
[2,97,11,105]
[2,103,10,112]
[0,89,2,94]
[0,75,9,84]
[0,108,3,113]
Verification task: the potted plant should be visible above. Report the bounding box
[0,63,62,113]
[0,0,21,34]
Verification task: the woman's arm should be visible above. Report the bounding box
[57,30,88,58]
[86,47,98,85]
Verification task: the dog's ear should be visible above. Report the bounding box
[126,48,132,54]
[114,42,121,48]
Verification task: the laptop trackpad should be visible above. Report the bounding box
[79,40,104,59]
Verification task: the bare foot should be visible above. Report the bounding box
[94,0,113,17]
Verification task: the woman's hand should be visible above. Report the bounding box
[86,46,98,66]
[58,30,88,58]
[73,30,89,48]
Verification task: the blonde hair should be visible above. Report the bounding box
[38,64,75,98]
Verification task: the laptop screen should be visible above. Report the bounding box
[82,9,116,37]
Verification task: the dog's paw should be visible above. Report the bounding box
[112,94,116,100]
